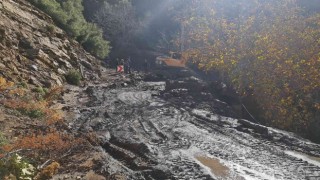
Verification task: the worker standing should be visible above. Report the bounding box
[116,58,119,72]
[144,59,149,72]
[126,57,131,74]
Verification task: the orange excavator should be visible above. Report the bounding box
[155,51,188,68]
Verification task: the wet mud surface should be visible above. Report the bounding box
[66,68,320,179]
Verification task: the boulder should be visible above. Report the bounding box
[69,52,78,65]
[46,48,70,61]
[0,62,5,69]
[36,49,51,65]
[84,171,106,180]
[81,59,93,70]
[29,76,41,86]
[57,58,72,69]
[25,49,38,59]
[42,80,53,88]
[7,62,19,74]
[57,68,65,75]
[19,37,34,49]
[50,73,63,86]
[30,65,38,71]
[0,28,5,43]
[52,60,59,67]
[70,52,78,61]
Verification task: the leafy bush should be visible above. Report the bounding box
[0,132,7,149]
[65,69,82,85]
[0,154,35,180]
[4,99,47,119]
[46,24,55,33]
[2,78,63,124]
[82,32,110,59]
[18,82,28,89]
[33,86,46,95]
[34,162,60,180]
[26,109,45,119]
[0,77,14,92]
[29,0,110,59]
[43,86,62,102]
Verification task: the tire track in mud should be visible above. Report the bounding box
[190,111,320,179]
[138,83,320,179]
[71,76,320,179]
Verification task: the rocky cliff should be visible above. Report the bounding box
[0,0,101,88]
[0,1,111,178]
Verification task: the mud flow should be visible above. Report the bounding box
[70,69,320,179]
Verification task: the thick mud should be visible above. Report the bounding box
[68,68,320,179]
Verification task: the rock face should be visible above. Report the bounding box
[0,0,101,87]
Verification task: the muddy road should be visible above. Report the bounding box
[67,68,320,180]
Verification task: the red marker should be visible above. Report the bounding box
[117,65,124,73]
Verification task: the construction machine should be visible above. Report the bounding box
[155,51,188,68]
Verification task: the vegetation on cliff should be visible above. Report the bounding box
[30,0,110,59]
[0,77,93,179]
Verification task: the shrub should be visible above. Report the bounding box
[3,81,63,123]
[33,86,46,95]
[0,154,35,180]
[46,24,55,33]
[4,99,47,119]
[34,161,60,180]
[29,0,110,59]
[0,77,14,92]
[26,109,45,119]
[8,132,85,157]
[83,34,110,59]
[18,82,28,89]
[0,132,7,150]
[65,69,82,85]
[43,86,62,102]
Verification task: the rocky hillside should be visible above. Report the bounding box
[0,0,114,179]
[0,0,101,88]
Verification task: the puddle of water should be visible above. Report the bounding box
[196,156,230,178]
[196,156,245,179]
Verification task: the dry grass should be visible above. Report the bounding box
[0,77,96,179]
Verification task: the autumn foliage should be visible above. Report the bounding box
[0,78,63,124]
[5,132,84,157]
[0,77,14,92]
[0,77,87,178]
[179,0,320,141]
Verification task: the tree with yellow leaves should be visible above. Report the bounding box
[178,0,320,142]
